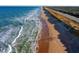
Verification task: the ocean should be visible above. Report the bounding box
[0,6,40,27]
[0,6,41,53]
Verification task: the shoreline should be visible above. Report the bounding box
[35,17,42,52]
[37,7,66,53]
[37,10,49,52]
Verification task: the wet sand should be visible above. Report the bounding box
[37,14,49,53]
[37,8,66,53]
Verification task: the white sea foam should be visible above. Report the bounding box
[7,8,42,53]
[25,8,42,52]
[12,26,23,45]
[7,44,12,53]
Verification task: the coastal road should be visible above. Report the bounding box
[38,7,79,53]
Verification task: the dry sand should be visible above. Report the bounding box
[37,8,66,53]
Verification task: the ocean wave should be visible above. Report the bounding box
[0,7,41,53]
[12,8,42,53]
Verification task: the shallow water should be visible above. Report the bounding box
[0,7,41,53]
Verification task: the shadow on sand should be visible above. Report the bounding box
[44,9,79,53]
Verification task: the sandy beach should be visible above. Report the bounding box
[37,8,66,53]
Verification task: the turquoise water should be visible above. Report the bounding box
[0,6,40,27]
[0,6,41,53]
